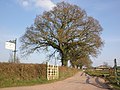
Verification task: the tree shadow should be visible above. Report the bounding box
[80,72,84,76]
[86,77,111,90]
[86,76,90,84]
[95,77,110,89]
[80,72,87,76]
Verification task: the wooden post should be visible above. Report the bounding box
[13,38,17,63]
[114,59,119,85]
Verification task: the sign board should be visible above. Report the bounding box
[5,41,15,51]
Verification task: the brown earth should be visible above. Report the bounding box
[0,72,111,90]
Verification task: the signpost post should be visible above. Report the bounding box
[13,39,17,63]
[5,38,17,63]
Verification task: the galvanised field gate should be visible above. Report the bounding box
[47,63,59,80]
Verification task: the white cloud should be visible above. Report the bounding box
[18,0,56,10]
[22,0,29,7]
[18,0,31,7]
[35,0,56,10]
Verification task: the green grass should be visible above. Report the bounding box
[85,69,120,90]
[110,84,120,90]
[0,78,49,88]
[85,70,110,77]
[107,76,120,90]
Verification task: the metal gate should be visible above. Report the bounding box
[47,63,59,80]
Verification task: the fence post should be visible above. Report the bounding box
[114,59,119,85]
[57,65,59,79]
[46,62,49,80]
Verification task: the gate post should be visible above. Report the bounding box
[114,59,119,85]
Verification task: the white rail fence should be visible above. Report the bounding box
[47,63,59,80]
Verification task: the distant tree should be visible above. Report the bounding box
[20,2,104,66]
[103,62,110,67]
[70,54,92,69]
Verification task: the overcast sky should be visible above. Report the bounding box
[0,0,120,66]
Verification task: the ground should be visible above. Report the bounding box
[0,71,110,90]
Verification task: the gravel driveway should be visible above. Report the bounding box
[0,72,110,90]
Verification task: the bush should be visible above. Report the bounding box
[59,66,78,79]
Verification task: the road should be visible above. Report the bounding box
[0,72,110,90]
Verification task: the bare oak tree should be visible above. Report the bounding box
[20,2,104,66]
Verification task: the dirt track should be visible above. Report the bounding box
[0,72,110,90]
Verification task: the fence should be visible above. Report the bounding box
[47,63,59,80]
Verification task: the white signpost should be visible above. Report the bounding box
[5,39,17,63]
[5,41,15,51]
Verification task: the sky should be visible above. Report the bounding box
[0,0,120,67]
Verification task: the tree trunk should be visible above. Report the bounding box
[61,57,68,66]
[61,52,68,66]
